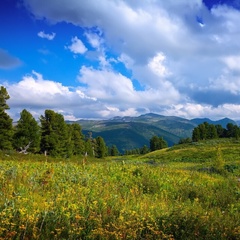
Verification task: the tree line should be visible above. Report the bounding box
[192,121,240,141]
[0,86,112,158]
[0,86,168,158]
[124,136,168,155]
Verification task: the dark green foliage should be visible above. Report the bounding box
[192,127,200,142]
[0,111,13,150]
[192,122,240,142]
[140,145,150,154]
[85,139,94,157]
[226,123,240,139]
[95,136,107,158]
[13,109,40,153]
[150,135,168,151]
[109,145,119,156]
[68,123,85,155]
[207,124,218,139]
[215,124,225,138]
[0,86,10,111]
[40,110,69,157]
[178,137,192,144]
[82,121,180,153]
[0,86,13,150]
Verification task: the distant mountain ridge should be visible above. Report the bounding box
[190,117,236,128]
[70,113,238,153]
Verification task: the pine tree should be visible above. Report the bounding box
[0,86,13,150]
[85,139,94,157]
[40,110,69,157]
[140,145,149,154]
[95,136,107,158]
[150,135,168,151]
[13,109,40,153]
[109,145,119,156]
[150,135,159,151]
[192,127,200,142]
[69,123,85,155]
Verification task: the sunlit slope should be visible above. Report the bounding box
[140,139,240,172]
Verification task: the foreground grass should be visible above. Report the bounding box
[0,142,240,239]
[0,140,240,240]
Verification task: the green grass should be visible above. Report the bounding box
[0,139,240,239]
[139,139,240,175]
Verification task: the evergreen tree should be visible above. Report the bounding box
[109,145,119,156]
[199,123,207,140]
[95,136,107,158]
[192,127,200,142]
[207,124,218,139]
[0,86,13,150]
[40,110,69,157]
[0,86,10,110]
[13,109,40,153]
[69,123,85,155]
[179,137,192,144]
[215,124,225,138]
[140,145,149,154]
[150,135,168,151]
[226,123,240,139]
[150,135,159,151]
[85,139,94,157]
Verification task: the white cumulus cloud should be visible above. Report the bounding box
[37,31,56,40]
[66,36,87,54]
[13,0,240,120]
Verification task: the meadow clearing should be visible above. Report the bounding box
[0,140,240,239]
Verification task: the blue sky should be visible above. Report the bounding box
[1,0,240,121]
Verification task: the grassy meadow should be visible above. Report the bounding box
[0,139,240,239]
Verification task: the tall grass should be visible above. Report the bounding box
[0,152,239,239]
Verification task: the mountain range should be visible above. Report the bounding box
[70,113,237,153]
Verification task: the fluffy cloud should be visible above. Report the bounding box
[148,52,171,78]
[162,103,240,120]
[5,71,96,120]
[0,49,21,69]
[85,29,103,50]
[37,31,56,40]
[66,36,87,54]
[18,0,240,119]
[78,66,180,105]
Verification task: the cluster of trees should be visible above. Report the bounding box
[0,86,169,158]
[124,145,150,155]
[0,87,112,158]
[192,121,240,141]
[124,136,168,155]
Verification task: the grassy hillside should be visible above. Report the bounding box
[83,122,180,152]
[75,113,237,152]
[0,139,239,239]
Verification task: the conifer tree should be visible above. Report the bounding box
[95,136,107,158]
[13,109,40,153]
[85,139,94,157]
[69,123,85,155]
[0,86,13,150]
[40,110,69,157]
[109,144,119,156]
[150,135,168,151]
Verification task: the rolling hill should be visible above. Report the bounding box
[70,113,238,153]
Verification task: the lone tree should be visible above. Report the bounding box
[0,86,13,150]
[13,109,40,153]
